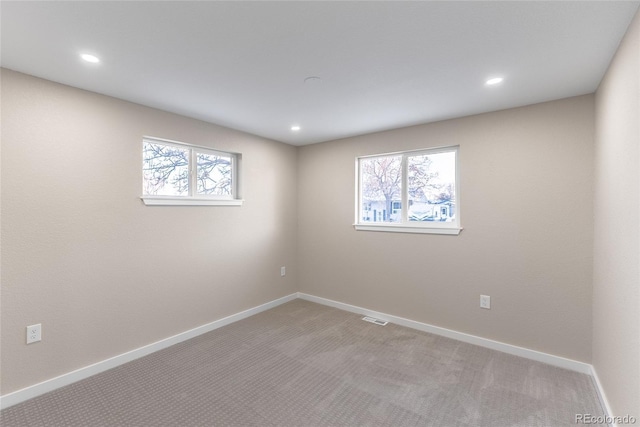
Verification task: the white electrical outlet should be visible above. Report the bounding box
[27,324,42,344]
[480,295,491,309]
[280,266,286,277]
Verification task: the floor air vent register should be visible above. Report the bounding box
[362,316,388,326]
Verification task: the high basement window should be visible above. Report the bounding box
[141,137,242,206]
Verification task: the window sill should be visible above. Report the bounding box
[141,196,244,206]
[354,224,462,235]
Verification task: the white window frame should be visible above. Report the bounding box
[354,145,461,235]
[141,136,243,206]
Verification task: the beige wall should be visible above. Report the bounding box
[298,95,595,362]
[593,10,640,419]
[0,69,298,394]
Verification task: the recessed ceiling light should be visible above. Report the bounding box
[81,53,100,63]
[485,77,504,86]
[291,125,301,132]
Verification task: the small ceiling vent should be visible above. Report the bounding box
[362,316,388,326]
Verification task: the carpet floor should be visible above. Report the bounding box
[1,299,604,426]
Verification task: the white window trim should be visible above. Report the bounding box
[141,196,244,206]
[354,145,461,235]
[353,224,462,235]
[140,136,243,206]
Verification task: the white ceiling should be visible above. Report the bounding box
[2,1,638,146]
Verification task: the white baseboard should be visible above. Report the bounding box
[297,292,593,375]
[1,291,611,421]
[590,366,615,427]
[0,293,297,410]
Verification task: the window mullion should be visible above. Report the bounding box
[230,155,236,199]
[190,149,196,197]
[401,154,408,224]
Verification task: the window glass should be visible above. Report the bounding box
[407,151,456,223]
[360,155,402,223]
[196,152,233,196]
[142,142,189,196]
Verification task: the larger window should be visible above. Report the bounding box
[356,146,460,234]
[141,137,242,206]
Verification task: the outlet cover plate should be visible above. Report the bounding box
[27,324,42,344]
[480,295,491,309]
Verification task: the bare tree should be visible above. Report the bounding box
[407,155,440,201]
[196,153,232,195]
[143,143,189,195]
[143,143,232,195]
[434,183,455,203]
[361,156,402,219]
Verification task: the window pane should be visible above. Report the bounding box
[196,152,232,196]
[143,142,189,196]
[407,151,456,222]
[360,155,402,223]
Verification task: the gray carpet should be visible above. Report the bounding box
[1,299,604,426]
